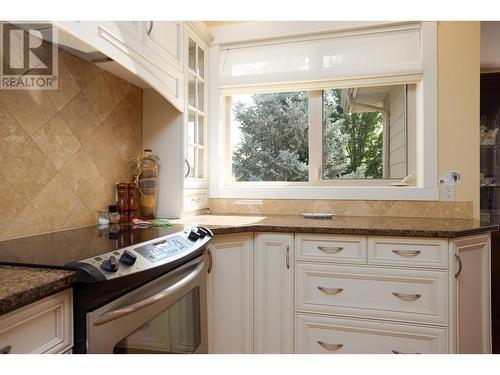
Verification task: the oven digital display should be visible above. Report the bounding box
[134,235,193,263]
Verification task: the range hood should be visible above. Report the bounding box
[14,22,111,64]
[12,22,150,89]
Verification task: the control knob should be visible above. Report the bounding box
[101,256,119,273]
[188,229,200,241]
[119,249,137,266]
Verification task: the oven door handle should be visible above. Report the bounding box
[93,259,205,326]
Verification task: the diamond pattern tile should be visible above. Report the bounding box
[0,46,143,241]
[31,113,82,171]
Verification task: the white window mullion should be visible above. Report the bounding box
[223,95,233,185]
[308,90,323,184]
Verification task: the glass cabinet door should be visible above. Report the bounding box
[185,35,207,183]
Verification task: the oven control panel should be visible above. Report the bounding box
[67,227,213,282]
[134,235,193,263]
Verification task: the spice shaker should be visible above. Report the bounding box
[98,209,109,226]
[108,205,120,224]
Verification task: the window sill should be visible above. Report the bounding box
[212,185,439,201]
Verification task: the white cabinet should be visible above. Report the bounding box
[56,21,185,112]
[296,262,448,325]
[184,25,208,191]
[295,313,448,354]
[0,289,73,354]
[295,234,367,264]
[207,232,492,354]
[142,22,211,217]
[254,233,293,353]
[451,234,491,353]
[145,21,183,69]
[207,233,253,353]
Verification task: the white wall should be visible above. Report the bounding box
[143,89,184,218]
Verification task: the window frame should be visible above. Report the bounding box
[222,82,417,187]
[209,22,438,201]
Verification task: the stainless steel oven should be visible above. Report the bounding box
[86,254,208,354]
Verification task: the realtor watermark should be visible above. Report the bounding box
[1,22,58,90]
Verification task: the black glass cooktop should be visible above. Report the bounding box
[0,224,187,268]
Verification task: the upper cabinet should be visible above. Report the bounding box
[144,21,184,69]
[184,26,208,188]
[55,21,186,111]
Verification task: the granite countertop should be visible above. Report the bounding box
[176,214,499,238]
[0,213,496,316]
[0,266,76,316]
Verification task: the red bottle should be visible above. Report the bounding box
[116,183,129,223]
[128,183,140,221]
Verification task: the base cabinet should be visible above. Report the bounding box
[254,234,293,353]
[295,314,448,354]
[207,232,492,354]
[0,289,73,354]
[452,234,491,353]
[207,233,253,353]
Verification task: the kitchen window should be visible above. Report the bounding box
[224,83,416,185]
[212,22,437,200]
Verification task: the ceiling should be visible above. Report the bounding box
[204,21,249,28]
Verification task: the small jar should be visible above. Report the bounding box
[108,205,121,224]
[98,209,109,226]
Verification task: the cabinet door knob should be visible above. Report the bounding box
[285,245,290,270]
[317,341,343,351]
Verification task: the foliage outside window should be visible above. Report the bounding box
[322,89,384,179]
[231,92,309,182]
[228,84,410,183]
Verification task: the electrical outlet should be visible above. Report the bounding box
[439,171,460,201]
[442,184,455,201]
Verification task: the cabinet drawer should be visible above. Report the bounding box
[368,237,448,268]
[0,289,73,354]
[296,263,448,324]
[295,314,448,354]
[295,234,367,264]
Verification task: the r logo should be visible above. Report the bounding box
[1,22,58,90]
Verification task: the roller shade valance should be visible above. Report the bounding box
[218,24,422,90]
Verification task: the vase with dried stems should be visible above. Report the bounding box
[130,149,160,219]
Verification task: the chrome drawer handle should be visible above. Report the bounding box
[317,246,344,253]
[318,286,344,295]
[317,341,343,351]
[392,350,421,354]
[392,249,421,257]
[392,292,421,300]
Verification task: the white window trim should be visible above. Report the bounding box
[208,21,438,201]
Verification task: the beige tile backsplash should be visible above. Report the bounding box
[0,50,143,241]
[209,199,473,219]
